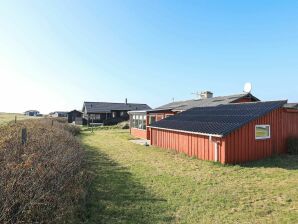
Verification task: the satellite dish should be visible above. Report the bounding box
[244,82,252,93]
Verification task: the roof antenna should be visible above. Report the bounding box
[191,91,200,99]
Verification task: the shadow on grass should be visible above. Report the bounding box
[81,145,173,224]
[241,154,298,170]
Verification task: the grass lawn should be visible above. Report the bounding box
[81,129,298,224]
[0,112,34,125]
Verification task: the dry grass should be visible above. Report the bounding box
[0,119,87,223]
[81,129,298,224]
[0,113,37,126]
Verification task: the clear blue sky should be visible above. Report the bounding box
[0,0,297,113]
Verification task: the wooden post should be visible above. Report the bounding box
[15,115,17,123]
[91,118,94,133]
[22,128,27,145]
[52,120,54,127]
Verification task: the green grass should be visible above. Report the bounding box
[81,129,298,224]
[0,112,35,125]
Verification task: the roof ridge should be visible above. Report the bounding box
[84,101,147,105]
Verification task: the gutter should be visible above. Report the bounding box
[147,126,223,138]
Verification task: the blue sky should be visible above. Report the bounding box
[0,0,297,113]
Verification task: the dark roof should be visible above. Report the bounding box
[83,102,151,113]
[24,110,39,113]
[68,110,83,114]
[155,93,260,111]
[150,101,287,137]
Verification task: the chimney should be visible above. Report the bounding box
[200,91,213,99]
[125,98,128,104]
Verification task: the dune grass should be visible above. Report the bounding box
[0,113,35,125]
[81,129,298,224]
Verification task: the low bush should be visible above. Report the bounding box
[287,137,298,154]
[117,121,130,129]
[64,124,81,136]
[0,119,87,223]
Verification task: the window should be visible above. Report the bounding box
[131,114,146,130]
[149,116,156,124]
[112,112,116,118]
[255,125,270,140]
[165,114,173,118]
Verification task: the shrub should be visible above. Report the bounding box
[64,124,81,136]
[0,119,87,223]
[117,121,130,129]
[287,137,298,154]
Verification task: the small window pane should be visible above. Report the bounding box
[255,125,270,139]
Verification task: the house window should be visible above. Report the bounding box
[149,116,156,124]
[112,112,116,118]
[120,111,124,116]
[131,114,146,130]
[255,125,270,140]
[165,114,173,118]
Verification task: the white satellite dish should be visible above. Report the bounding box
[244,82,252,93]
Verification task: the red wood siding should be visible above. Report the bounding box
[224,108,284,163]
[224,108,298,163]
[130,128,147,139]
[150,128,225,163]
[282,109,298,140]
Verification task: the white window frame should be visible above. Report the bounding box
[255,125,271,140]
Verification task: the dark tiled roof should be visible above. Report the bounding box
[150,101,286,137]
[155,93,259,111]
[83,102,151,113]
[24,110,39,113]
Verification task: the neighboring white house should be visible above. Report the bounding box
[49,111,68,118]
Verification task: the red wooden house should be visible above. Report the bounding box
[129,92,259,140]
[149,101,298,164]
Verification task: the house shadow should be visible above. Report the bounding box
[80,145,173,224]
[240,154,298,170]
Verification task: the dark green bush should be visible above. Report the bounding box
[287,138,298,154]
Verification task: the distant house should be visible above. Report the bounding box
[82,99,151,125]
[24,110,40,116]
[129,92,260,140]
[67,110,84,125]
[50,111,68,118]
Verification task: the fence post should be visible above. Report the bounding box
[15,115,17,123]
[21,128,27,145]
[52,120,54,127]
